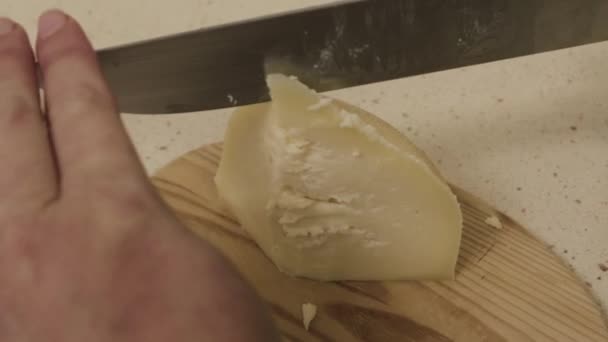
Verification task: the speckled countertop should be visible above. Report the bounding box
[7,0,607,309]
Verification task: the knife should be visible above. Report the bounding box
[98,0,608,114]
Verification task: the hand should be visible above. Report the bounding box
[0,10,278,341]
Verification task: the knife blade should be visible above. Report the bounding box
[98,0,608,114]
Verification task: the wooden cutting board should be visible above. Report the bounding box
[152,143,608,342]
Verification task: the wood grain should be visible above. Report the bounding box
[152,143,608,342]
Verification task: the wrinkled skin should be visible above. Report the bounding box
[0,10,278,341]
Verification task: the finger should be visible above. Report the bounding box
[0,18,57,214]
[35,10,146,191]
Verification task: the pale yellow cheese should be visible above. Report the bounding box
[215,74,463,281]
[485,215,503,229]
[301,303,317,331]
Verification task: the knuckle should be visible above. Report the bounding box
[39,41,90,71]
[0,50,25,74]
[56,83,112,116]
[0,95,40,127]
[0,44,35,82]
[88,181,158,217]
[0,32,31,69]
[0,219,41,271]
[41,47,117,117]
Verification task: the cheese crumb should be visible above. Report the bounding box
[302,303,317,330]
[307,97,333,111]
[227,94,237,105]
[485,215,503,229]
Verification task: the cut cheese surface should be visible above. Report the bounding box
[215,74,463,281]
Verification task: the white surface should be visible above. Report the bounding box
[6,0,608,309]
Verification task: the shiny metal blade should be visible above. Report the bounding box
[98,0,608,114]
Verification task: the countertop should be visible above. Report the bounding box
[7,0,607,309]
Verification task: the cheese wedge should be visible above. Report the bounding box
[215,74,462,281]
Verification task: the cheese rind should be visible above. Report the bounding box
[215,74,463,281]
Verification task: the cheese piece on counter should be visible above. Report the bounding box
[215,74,463,281]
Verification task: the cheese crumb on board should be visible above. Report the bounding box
[302,303,317,331]
[485,215,503,229]
[307,97,333,111]
[215,74,463,281]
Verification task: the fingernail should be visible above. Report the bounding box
[0,17,15,35]
[38,10,67,39]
